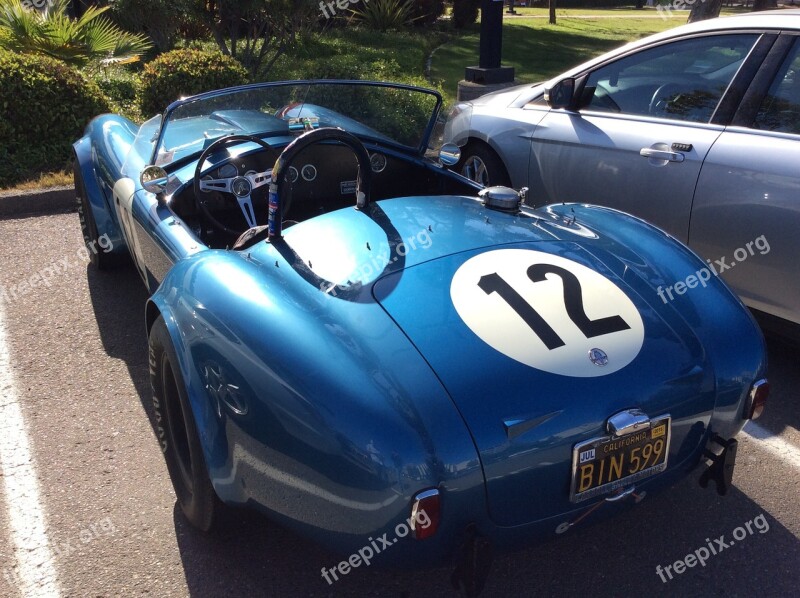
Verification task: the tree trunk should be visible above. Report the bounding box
[687,0,723,23]
[549,0,556,25]
[752,0,778,11]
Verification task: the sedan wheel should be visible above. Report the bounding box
[462,155,490,187]
[457,143,511,188]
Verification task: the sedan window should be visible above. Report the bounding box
[753,39,800,135]
[584,34,758,123]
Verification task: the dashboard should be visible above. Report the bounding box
[168,139,476,247]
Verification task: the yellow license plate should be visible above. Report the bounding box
[570,416,671,503]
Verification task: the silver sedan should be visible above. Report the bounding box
[445,9,800,332]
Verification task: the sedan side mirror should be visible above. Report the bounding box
[544,78,576,110]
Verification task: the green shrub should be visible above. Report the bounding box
[351,0,415,31]
[410,0,445,26]
[294,53,404,80]
[0,49,109,186]
[91,66,142,123]
[137,49,249,117]
[452,0,479,28]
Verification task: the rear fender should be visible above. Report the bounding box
[144,293,218,459]
[146,250,487,560]
[544,203,767,439]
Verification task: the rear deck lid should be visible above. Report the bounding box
[374,241,714,526]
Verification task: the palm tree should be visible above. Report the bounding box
[0,0,151,69]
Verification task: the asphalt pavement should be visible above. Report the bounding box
[0,209,797,597]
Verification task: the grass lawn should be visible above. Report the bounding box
[0,170,72,193]
[272,27,447,83]
[430,7,749,104]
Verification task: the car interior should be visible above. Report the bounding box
[583,33,758,122]
[166,139,478,249]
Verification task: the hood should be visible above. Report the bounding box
[468,83,543,108]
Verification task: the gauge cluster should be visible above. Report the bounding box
[182,141,448,238]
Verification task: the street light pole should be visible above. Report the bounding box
[464,0,515,85]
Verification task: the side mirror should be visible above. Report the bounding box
[544,78,576,110]
[140,165,169,196]
[439,142,461,166]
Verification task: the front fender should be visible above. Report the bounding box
[72,135,126,256]
[74,114,141,255]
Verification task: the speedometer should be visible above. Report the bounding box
[370,153,387,173]
[218,163,237,178]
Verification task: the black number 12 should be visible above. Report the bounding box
[477,264,630,350]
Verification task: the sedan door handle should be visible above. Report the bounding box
[639,148,685,162]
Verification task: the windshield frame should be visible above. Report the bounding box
[150,79,444,167]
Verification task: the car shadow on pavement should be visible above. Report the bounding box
[167,470,800,598]
[761,334,800,435]
[85,263,154,425]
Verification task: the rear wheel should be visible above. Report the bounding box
[149,315,220,531]
[456,142,511,188]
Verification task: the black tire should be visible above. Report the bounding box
[456,142,511,188]
[74,160,122,270]
[149,315,220,532]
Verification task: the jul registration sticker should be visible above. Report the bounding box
[579,448,595,464]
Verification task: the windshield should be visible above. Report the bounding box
[148,81,442,167]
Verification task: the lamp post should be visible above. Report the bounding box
[461,0,515,90]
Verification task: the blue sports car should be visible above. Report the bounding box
[73,80,768,592]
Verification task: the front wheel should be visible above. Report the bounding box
[456,143,511,188]
[149,315,220,531]
[74,160,125,270]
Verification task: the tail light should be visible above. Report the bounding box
[410,489,440,540]
[745,378,769,420]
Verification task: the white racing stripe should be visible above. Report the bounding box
[0,301,60,597]
[743,421,800,469]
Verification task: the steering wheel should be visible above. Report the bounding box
[194,134,279,236]
[649,83,684,118]
[268,127,372,239]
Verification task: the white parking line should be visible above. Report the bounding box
[0,301,61,597]
[742,421,800,469]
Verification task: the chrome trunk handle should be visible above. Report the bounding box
[607,409,650,437]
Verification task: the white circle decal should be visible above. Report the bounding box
[450,249,644,377]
